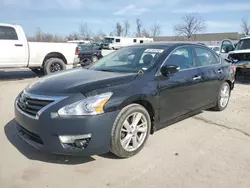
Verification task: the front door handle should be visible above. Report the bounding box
[217,69,222,73]
[193,76,201,81]
[15,44,23,47]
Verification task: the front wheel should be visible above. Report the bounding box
[110,104,151,158]
[213,82,231,111]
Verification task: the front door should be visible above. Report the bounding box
[0,26,27,68]
[219,39,235,60]
[158,46,202,123]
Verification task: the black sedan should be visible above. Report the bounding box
[14,43,235,158]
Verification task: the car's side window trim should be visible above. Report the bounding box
[156,45,223,76]
[156,45,196,76]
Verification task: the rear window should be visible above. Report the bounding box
[0,26,18,40]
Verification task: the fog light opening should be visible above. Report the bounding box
[59,134,92,149]
[59,134,92,144]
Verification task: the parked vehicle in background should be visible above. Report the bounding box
[76,44,103,67]
[15,43,234,158]
[208,45,220,54]
[0,23,79,74]
[219,37,250,78]
[102,36,154,50]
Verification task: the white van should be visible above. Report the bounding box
[103,36,154,50]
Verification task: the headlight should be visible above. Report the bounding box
[58,92,113,116]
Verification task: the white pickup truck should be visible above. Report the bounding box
[0,23,79,74]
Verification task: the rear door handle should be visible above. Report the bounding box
[15,44,23,47]
[217,69,222,73]
[193,76,201,81]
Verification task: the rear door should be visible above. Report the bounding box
[194,46,223,107]
[0,26,28,67]
[158,46,203,123]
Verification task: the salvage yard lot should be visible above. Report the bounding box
[0,70,250,188]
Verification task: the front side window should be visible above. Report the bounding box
[0,26,18,40]
[166,47,194,70]
[90,46,167,73]
[194,47,218,67]
[115,39,121,43]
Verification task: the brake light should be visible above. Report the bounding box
[75,47,79,55]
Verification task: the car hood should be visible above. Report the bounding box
[25,68,137,95]
[229,49,250,54]
[228,49,250,62]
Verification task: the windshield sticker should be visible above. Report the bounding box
[138,70,144,74]
[145,49,164,53]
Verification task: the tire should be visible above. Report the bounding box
[43,58,66,75]
[30,68,44,75]
[212,82,231,111]
[110,104,151,158]
[92,55,98,63]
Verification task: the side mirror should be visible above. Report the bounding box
[160,64,180,76]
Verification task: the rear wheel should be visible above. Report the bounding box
[110,104,151,158]
[92,55,98,63]
[43,58,66,75]
[213,82,231,111]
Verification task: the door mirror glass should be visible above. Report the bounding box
[220,40,235,53]
[160,65,180,76]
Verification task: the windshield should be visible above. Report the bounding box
[235,39,250,50]
[89,46,167,73]
[103,38,114,44]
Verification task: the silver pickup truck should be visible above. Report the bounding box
[219,37,250,78]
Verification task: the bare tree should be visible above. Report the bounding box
[241,18,250,36]
[151,23,161,37]
[173,13,206,40]
[66,32,81,41]
[123,20,130,37]
[79,23,92,39]
[115,22,123,36]
[28,28,65,42]
[141,28,150,37]
[136,18,142,37]
[93,30,106,42]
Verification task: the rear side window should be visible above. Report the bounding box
[194,47,218,67]
[0,26,18,40]
[115,39,121,43]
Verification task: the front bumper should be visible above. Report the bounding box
[14,95,119,156]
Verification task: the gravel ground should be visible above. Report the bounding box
[0,70,250,188]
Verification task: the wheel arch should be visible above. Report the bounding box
[42,52,67,66]
[118,95,156,134]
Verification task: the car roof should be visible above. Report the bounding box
[128,42,209,48]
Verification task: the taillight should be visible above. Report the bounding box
[75,47,79,55]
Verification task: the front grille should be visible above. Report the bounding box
[17,92,54,117]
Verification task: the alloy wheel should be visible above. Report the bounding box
[120,112,148,152]
[50,62,63,72]
[220,84,230,108]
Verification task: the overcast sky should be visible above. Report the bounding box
[0,0,250,36]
